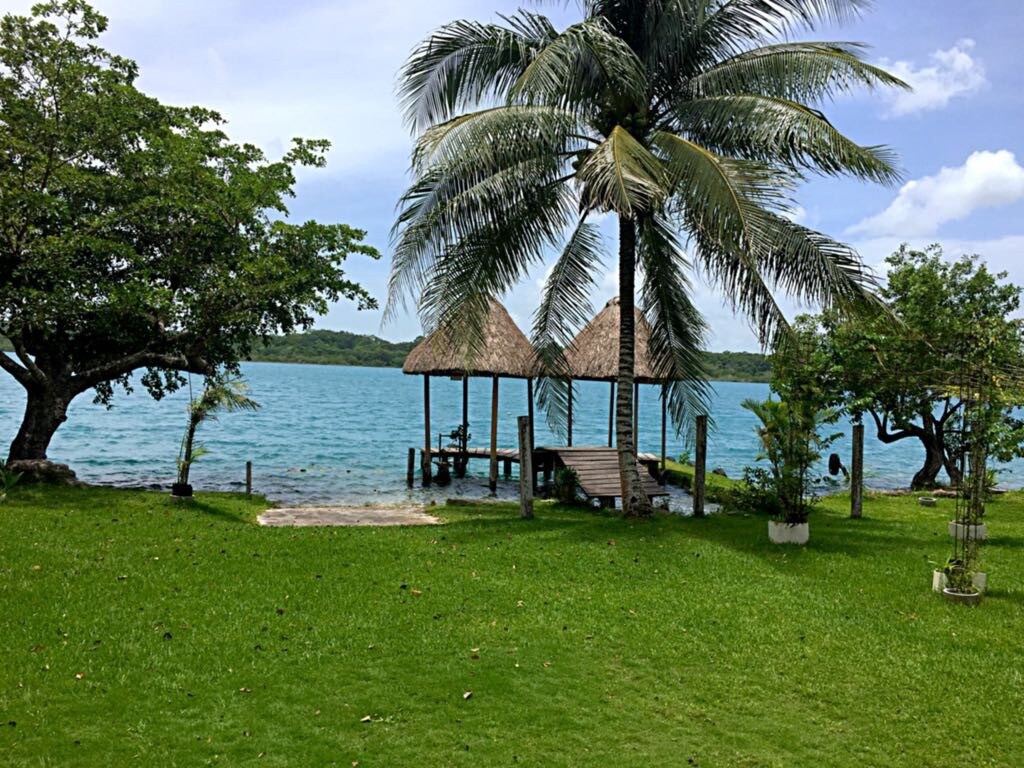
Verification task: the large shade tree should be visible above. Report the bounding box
[0,2,378,465]
[390,0,905,515]
[788,246,1024,489]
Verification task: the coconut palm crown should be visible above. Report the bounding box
[389,0,907,515]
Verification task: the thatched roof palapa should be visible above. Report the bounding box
[565,297,665,383]
[402,299,538,379]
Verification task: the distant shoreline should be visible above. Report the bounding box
[243,356,770,384]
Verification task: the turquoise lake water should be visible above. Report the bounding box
[1,360,1022,505]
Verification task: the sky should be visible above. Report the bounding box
[3,0,1022,351]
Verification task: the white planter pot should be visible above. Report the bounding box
[948,521,987,542]
[768,520,809,545]
[932,570,987,593]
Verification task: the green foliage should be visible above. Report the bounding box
[176,376,259,486]
[784,245,1024,489]
[0,2,378,461]
[740,397,839,523]
[3,485,1024,764]
[249,330,419,368]
[552,467,580,504]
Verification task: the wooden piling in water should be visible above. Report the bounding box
[489,376,499,494]
[407,448,415,488]
[422,375,432,487]
[246,461,252,499]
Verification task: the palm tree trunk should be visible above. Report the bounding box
[616,215,652,517]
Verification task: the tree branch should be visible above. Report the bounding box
[72,350,213,392]
[869,408,920,444]
[9,336,47,383]
[0,350,32,387]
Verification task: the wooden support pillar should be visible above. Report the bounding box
[851,423,864,519]
[527,378,535,453]
[503,457,513,479]
[633,382,640,451]
[406,448,415,488]
[489,376,499,494]
[608,382,614,447]
[660,385,667,481]
[518,415,534,519]
[462,375,469,440]
[693,414,708,518]
[246,461,252,499]
[567,379,574,447]
[422,375,432,486]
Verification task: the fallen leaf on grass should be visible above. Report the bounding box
[74,672,84,680]
[360,715,373,723]
[462,691,472,700]
[411,589,423,597]
[239,687,252,693]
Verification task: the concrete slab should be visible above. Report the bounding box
[258,505,442,528]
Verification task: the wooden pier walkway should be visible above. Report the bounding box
[418,444,667,501]
[551,447,667,499]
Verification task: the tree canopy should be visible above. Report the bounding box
[782,245,1024,489]
[0,1,378,463]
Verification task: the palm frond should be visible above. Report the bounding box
[686,41,909,103]
[398,11,556,133]
[636,214,712,436]
[577,126,670,215]
[510,16,648,110]
[652,129,793,246]
[676,94,901,184]
[532,216,606,436]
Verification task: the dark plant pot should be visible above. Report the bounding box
[171,482,193,498]
[942,587,982,606]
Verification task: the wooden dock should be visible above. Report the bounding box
[414,444,667,501]
[551,447,667,499]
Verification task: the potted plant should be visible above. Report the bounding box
[552,467,579,504]
[932,554,987,594]
[741,398,839,546]
[942,562,982,606]
[174,375,259,499]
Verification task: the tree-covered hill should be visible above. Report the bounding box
[248,330,420,368]
[245,330,769,381]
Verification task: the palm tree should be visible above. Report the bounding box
[175,376,259,494]
[389,0,906,516]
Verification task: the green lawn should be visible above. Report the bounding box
[1,486,1022,766]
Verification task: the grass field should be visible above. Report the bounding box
[1,485,1022,766]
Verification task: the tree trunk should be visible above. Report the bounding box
[616,215,652,517]
[7,385,72,463]
[910,432,946,490]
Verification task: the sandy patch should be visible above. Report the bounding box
[257,505,442,528]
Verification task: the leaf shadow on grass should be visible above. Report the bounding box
[180,499,254,525]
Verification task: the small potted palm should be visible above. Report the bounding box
[173,375,259,499]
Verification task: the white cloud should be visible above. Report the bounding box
[879,39,987,117]
[847,150,1024,238]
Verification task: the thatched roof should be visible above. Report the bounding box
[565,297,666,383]
[402,299,538,378]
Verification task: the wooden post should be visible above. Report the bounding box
[567,379,574,447]
[694,414,708,518]
[633,382,640,451]
[851,423,864,519]
[406,448,415,488]
[462,375,469,441]
[527,378,535,452]
[608,382,614,447]
[518,415,534,519]
[422,375,432,486]
[660,385,667,481]
[489,376,499,494]
[245,460,252,499]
